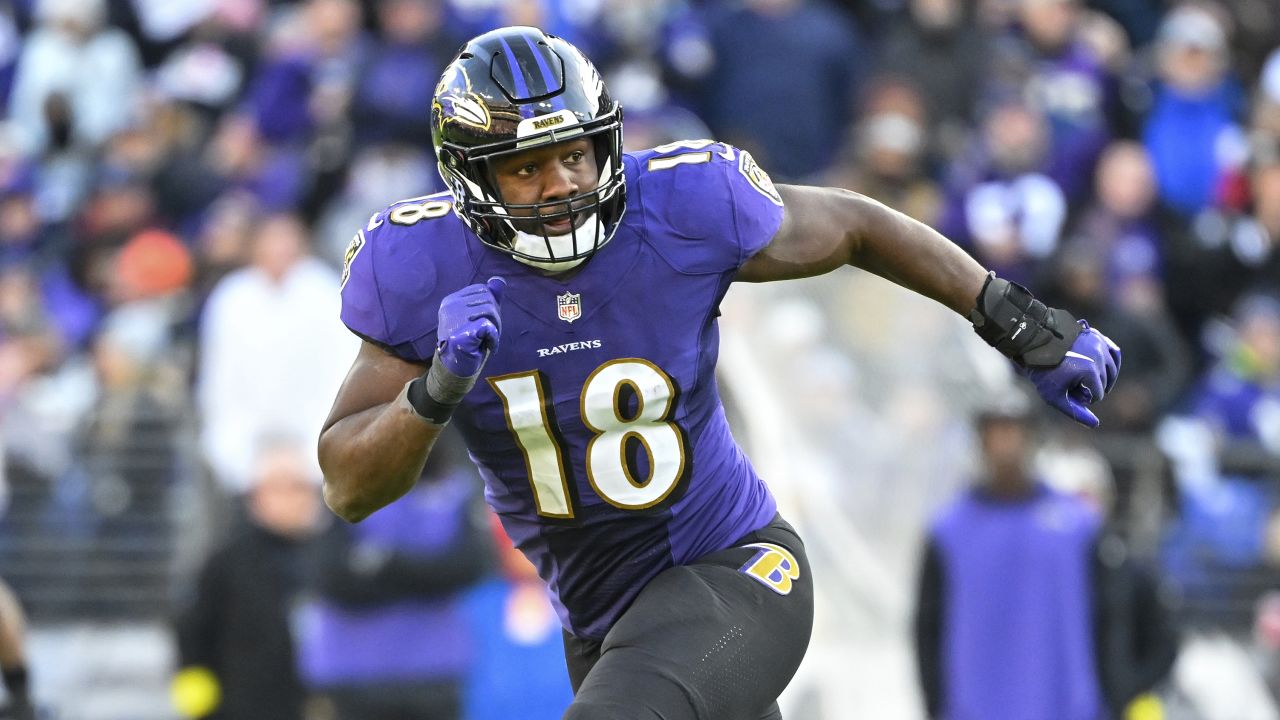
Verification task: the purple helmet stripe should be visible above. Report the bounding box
[497,37,535,119]
[524,35,566,112]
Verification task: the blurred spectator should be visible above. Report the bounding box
[190,192,260,296]
[299,0,366,174]
[1159,294,1280,628]
[203,113,309,213]
[242,0,362,146]
[313,143,439,265]
[827,78,942,225]
[0,577,34,720]
[0,266,61,404]
[130,0,224,51]
[1050,141,1193,430]
[7,0,142,156]
[1254,590,1280,706]
[351,0,460,149]
[297,431,492,720]
[875,0,991,161]
[78,298,184,463]
[78,162,159,263]
[695,0,864,181]
[224,0,367,217]
[914,397,1178,720]
[985,0,1117,201]
[462,513,573,720]
[1089,0,1164,47]
[595,0,685,74]
[128,100,232,232]
[1075,7,1130,74]
[154,39,245,114]
[196,211,355,497]
[50,257,191,616]
[1188,294,1280,468]
[1216,0,1280,89]
[605,11,716,154]
[0,261,82,568]
[1063,142,1164,297]
[0,154,41,264]
[1142,3,1246,217]
[598,0,718,155]
[89,225,194,390]
[1255,48,1280,142]
[940,101,1067,285]
[1165,160,1280,352]
[0,7,18,110]
[171,439,324,720]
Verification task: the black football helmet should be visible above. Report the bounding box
[431,27,625,269]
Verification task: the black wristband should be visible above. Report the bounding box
[405,374,457,425]
[3,665,28,700]
[969,272,1081,368]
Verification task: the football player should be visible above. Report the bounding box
[319,26,1121,720]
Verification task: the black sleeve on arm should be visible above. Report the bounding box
[914,538,947,719]
[310,497,495,607]
[970,272,1081,368]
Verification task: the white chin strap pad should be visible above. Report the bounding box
[509,214,605,272]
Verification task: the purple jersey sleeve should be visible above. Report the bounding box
[338,193,481,361]
[630,141,785,274]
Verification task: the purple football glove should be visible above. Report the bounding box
[436,277,506,377]
[1021,320,1121,428]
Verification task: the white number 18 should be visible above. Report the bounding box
[489,359,687,518]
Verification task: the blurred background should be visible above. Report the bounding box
[0,0,1275,717]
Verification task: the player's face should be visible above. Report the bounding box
[490,138,599,236]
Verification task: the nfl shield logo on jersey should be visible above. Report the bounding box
[557,292,582,323]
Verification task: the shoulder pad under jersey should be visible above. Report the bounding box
[628,140,785,275]
[339,193,479,361]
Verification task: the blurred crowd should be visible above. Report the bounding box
[0,0,1275,715]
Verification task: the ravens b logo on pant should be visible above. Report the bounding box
[739,542,801,595]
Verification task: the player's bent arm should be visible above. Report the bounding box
[318,341,445,523]
[736,184,987,316]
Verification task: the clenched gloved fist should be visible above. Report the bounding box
[970,273,1122,428]
[436,276,506,377]
[1021,320,1121,428]
[404,277,506,424]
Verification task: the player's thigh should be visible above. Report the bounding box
[564,517,813,720]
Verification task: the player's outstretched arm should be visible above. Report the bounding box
[737,185,988,311]
[319,277,505,521]
[737,185,1121,427]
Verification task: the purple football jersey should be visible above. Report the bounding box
[340,141,786,638]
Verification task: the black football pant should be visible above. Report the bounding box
[561,514,813,720]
